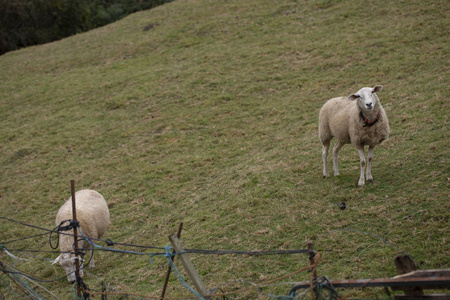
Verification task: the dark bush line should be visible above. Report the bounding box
[0,0,173,55]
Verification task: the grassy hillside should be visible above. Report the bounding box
[0,0,448,298]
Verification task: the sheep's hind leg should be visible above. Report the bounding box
[87,242,95,268]
[89,254,95,268]
[357,147,366,187]
[322,142,330,177]
[332,140,344,176]
[366,146,374,182]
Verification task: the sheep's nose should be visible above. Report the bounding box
[366,103,373,109]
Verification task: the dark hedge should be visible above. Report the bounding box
[0,0,173,55]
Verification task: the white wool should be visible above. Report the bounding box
[54,189,109,282]
[318,85,390,186]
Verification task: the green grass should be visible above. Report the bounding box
[0,0,449,298]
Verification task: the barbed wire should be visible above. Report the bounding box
[0,258,197,300]
[185,248,314,256]
[4,217,412,260]
[2,216,420,300]
[0,216,166,251]
[0,258,75,284]
[328,228,412,258]
[1,216,318,300]
[1,217,316,258]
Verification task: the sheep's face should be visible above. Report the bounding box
[349,85,383,112]
[53,253,84,283]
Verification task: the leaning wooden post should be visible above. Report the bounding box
[160,222,184,299]
[70,180,82,298]
[168,234,209,299]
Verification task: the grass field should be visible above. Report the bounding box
[0,0,449,298]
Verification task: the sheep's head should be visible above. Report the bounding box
[53,253,84,283]
[348,85,383,112]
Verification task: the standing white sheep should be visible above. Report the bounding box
[319,85,390,186]
[53,189,110,282]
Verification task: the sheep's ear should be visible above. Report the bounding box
[348,94,358,101]
[52,255,61,265]
[373,85,383,93]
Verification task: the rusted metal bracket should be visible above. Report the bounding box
[291,274,450,289]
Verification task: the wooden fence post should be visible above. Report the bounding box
[393,255,423,296]
[168,234,210,299]
[160,222,184,299]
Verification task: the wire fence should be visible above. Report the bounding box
[0,216,320,300]
[1,215,427,300]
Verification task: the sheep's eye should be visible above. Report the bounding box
[357,95,362,98]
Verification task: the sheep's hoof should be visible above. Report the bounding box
[367,179,374,184]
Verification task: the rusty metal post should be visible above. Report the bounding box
[308,243,317,278]
[70,180,82,298]
[308,243,316,300]
[160,222,183,299]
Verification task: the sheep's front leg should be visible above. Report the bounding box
[332,140,344,176]
[322,142,330,177]
[357,147,366,186]
[366,146,374,182]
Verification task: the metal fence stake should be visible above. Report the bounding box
[70,180,82,298]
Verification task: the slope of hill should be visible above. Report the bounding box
[0,0,448,298]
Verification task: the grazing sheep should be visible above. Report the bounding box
[319,85,390,186]
[53,189,109,282]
